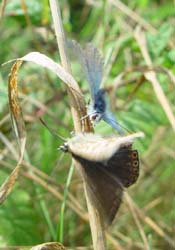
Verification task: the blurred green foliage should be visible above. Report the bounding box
[0,0,175,249]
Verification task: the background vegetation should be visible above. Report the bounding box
[0,0,175,249]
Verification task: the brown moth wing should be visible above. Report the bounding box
[73,153,123,226]
[106,147,139,188]
[72,147,139,225]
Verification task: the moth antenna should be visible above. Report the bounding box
[39,118,66,142]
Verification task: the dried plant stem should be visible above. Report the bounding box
[49,0,71,73]
[124,193,175,248]
[125,193,149,250]
[109,0,155,33]
[0,0,7,25]
[135,27,175,133]
[49,1,106,249]
[49,0,82,132]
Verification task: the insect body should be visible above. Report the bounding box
[71,41,124,134]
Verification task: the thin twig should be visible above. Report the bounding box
[124,192,175,248]
[108,0,155,33]
[113,231,145,249]
[106,234,124,250]
[125,193,150,250]
[134,26,175,133]
[0,0,7,25]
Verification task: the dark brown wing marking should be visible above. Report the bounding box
[72,146,139,225]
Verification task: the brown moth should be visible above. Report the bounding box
[60,132,144,225]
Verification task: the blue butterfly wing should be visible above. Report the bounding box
[103,111,124,135]
[71,41,103,100]
[83,44,104,98]
[71,40,123,133]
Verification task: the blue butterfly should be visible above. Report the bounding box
[72,41,124,135]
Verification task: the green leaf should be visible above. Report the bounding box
[147,23,172,57]
[167,49,175,64]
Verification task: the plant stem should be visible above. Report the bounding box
[57,161,74,242]
[49,0,82,132]
[49,0,106,249]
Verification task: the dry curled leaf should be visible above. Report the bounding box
[8,60,26,145]
[20,52,81,94]
[30,242,65,250]
[0,165,20,204]
[0,61,26,204]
